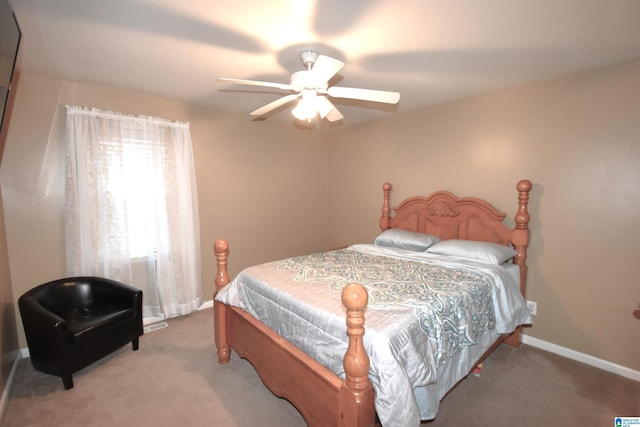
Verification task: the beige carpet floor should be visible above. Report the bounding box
[2,308,639,426]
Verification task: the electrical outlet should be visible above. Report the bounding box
[526,300,537,316]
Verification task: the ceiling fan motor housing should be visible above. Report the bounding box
[290,70,327,91]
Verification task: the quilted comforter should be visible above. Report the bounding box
[215,244,531,427]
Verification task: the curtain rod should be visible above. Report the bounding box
[65,105,190,129]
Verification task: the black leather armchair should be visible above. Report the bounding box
[18,276,143,389]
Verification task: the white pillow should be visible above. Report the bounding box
[374,229,441,252]
[426,239,517,264]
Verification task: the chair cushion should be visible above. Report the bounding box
[63,303,136,341]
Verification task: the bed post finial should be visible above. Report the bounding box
[340,283,375,426]
[516,180,532,226]
[342,283,370,387]
[513,180,531,257]
[380,182,392,230]
[214,239,230,294]
[513,179,531,281]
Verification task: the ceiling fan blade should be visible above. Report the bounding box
[310,55,344,86]
[217,77,293,91]
[327,107,344,122]
[327,86,400,104]
[314,96,340,120]
[326,106,344,122]
[250,94,300,116]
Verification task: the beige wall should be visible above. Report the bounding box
[0,73,330,348]
[1,58,639,376]
[328,58,640,372]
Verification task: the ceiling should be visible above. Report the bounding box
[8,0,640,127]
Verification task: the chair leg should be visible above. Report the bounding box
[132,337,139,351]
[62,374,74,390]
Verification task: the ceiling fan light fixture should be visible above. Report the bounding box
[291,90,318,122]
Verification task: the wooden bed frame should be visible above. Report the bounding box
[213,179,532,427]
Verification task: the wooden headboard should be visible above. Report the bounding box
[379,180,532,298]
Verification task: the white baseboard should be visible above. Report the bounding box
[0,350,23,423]
[198,300,213,310]
[522,334,640,382]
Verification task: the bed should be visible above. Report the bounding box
[213,179,532,427]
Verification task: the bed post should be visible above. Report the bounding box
[339,283,376,427]
[379,182,392,231]
[214,239,231,363]
[512,180,532,297]
[506,180,532,347]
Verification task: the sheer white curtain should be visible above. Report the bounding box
[65,106,202,322]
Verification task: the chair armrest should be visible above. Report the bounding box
[18,296,71,360]
[88,278,143,336]
[19,295,66,328]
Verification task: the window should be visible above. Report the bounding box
[65,106,202,321]
[94,137,169,259]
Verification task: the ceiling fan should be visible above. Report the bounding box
[217,50,400,123]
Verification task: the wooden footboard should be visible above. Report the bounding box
[213,240,376,427]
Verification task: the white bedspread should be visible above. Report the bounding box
[215,244,531,427]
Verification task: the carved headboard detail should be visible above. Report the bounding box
[380,188,514,243]
[379,180,532,294]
